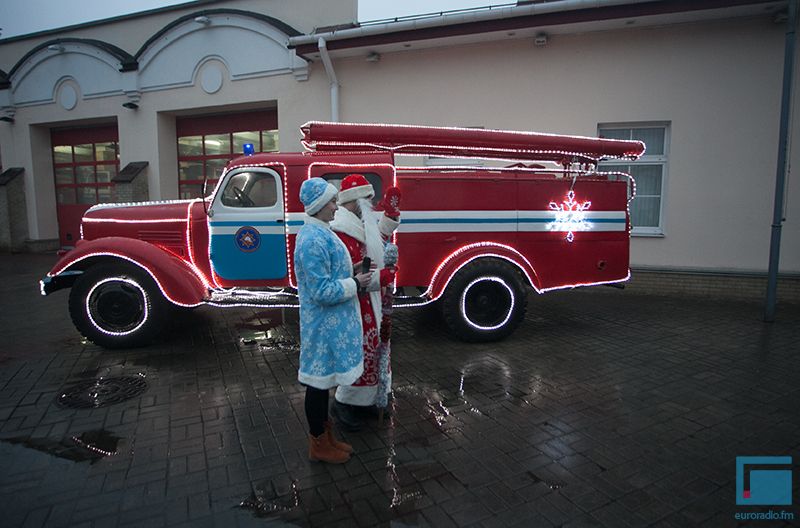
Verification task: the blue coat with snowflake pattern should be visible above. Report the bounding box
[294,216,364,389]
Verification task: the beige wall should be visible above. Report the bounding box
[323,17,798,273]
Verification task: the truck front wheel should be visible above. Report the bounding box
[68,262,170,348]
[439,258,528,342]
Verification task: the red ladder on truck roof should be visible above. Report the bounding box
[300,121,645,166]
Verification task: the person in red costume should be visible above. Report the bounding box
[329,174,402,431]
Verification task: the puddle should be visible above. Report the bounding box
[259,336,300,353]
[55,374,148,408]
[236,329,300,353]
[235,309,300,353]
[236,318,300,353]
[384,439,439,511]
[237,309,286,343]
[2,429,120,464]
[238,477,298,518]
[527,470,566,490]
[391,489,424,508]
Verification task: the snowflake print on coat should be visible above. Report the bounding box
[294,216,364,389]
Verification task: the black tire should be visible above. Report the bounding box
[68,261,170,348]
[439,258,528,342]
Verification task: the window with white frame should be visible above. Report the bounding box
[598,123,670,236]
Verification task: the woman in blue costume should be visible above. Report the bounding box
[294,177,373,463]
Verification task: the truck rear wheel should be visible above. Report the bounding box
[439,258,528,342]
[68,261,170,348]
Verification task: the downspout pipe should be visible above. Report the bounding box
[318,37,339,122]
[765,0,797,322]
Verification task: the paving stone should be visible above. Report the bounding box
[2,253,800,527]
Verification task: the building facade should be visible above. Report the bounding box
[1,0,798,301]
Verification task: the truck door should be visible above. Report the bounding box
[208,167,287,280]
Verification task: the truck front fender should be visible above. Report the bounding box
[41,237,208,307]
[424,243,540,301]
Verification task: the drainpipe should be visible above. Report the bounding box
[765,0,797,322]
[318,37,339,122]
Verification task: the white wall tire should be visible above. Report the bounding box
[68,261,170,348]
[439,258,528,342]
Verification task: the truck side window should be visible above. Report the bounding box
[322,172,383,206]
[220,172,278,208]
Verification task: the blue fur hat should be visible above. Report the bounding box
[300,177,337,216]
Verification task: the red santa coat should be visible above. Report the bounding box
[331,207,399,405]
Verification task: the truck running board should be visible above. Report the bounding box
[207,288,300,308]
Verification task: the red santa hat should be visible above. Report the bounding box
[337,174,375,205]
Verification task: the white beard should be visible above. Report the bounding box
[331,198,385,270]
[331,199,386,337]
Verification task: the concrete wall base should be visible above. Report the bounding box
[11,238,61,254]
[619,268,800,303]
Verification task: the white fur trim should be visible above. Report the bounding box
[335,373,392,405]
[379,214,400,237]
[337,184,374,205]
[299,359,364,390]
[331,203,384,336]
[331,207,366,244]
[340,277,358,299]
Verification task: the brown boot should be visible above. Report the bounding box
[308,432,350,463]
[324,419,354,454]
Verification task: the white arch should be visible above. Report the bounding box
[136,13,308,92]
[10,43,129,107]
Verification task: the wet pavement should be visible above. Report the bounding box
[1,252,799,528]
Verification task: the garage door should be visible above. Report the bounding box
[52,124,119,248]
[177,109,278,199]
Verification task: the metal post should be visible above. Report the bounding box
[765,0,797,322]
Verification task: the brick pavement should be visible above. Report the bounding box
[0,252,798,528]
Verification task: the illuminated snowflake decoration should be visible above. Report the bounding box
[549,191,592,242]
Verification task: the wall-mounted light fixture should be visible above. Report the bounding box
[195,16,211,25]
[122,102,139,110]
[535,34,548,46]
[47,44,65,52]
[366,53,381,62]
[0,116,14,123]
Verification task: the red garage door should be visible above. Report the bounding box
[52,124,119,248]
[177,109,278,199]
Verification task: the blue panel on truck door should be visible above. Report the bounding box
[209,221,287,280]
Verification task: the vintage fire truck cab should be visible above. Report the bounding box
[40,122,644,348]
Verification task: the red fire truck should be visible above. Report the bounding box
[40,121,644,348]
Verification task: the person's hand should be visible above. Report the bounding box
[353,261,377,276]
[378,187,402,218]
[354,270,374,289]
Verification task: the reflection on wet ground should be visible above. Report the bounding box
[1,253,800,527]
[3,429,120,464]
[55,374,148,408]
[239,477,299,517]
